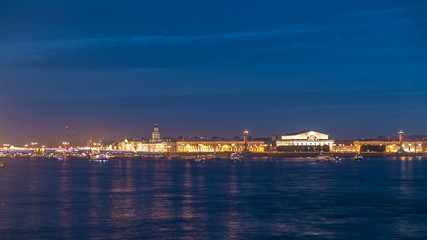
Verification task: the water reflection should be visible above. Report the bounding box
[58,161,72,235]
[225,165,241,239]
[109,160,137,239]
[89,161,103,227]
[25,159,44,230]
[1,158,427,239]
[149,160,173,221]
[180,161,195,225]
[399,158,414,198]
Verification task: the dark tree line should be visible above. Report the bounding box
[276,145,330,152]
[360,145,386,152]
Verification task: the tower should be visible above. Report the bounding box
[152,123,161,142]
[87,137,94,148]
[65,126,76,147]
[243,129,249,152]
[398,129,404,153]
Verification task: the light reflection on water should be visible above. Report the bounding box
[0,158,427,239]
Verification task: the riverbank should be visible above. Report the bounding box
[178,152,426,158]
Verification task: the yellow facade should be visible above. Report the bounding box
[119,139,176,153]
[354,140,426,153]
[118,139,265,153]
[276,131,335,150]
[332,144,359,153]
[176,141,265,153]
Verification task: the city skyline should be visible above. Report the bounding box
[0,122,425,147]
[1,0,426,143]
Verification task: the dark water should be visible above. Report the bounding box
[1,157,427,240]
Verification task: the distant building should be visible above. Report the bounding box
[352,140,426,153]
[175,140,265,153]
[353,140,426,153]
[118,125,266,153]
[119,124,176,153]
[86,137,94,147]
[332,140,359,153]
[335,130,427,153]
[274,131,335,152]
[119,138,176,153]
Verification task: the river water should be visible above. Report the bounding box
[0,157,426,239]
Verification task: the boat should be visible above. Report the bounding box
[353,154,364,161]
[181,155,196,160]
[315,153,340,162]
[206,153,220,160]
[0,160,5,168]
[90,154,112,161]
[230,152,243,162]
[56,155,71,161]
[194,155,206,162]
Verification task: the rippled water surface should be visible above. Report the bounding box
[1,158,427,239]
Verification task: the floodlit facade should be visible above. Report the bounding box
[118,124,176,153]
[119,139,176,153]
[117,125,265,153]
[119,139,265,153]
[353,140,426,153]
[332,142,359,153]
[275,131,335,152]
[350,130,427,153]
[176,140,265,153]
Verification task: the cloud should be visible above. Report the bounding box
[2,16,426,70]
[345,5,427,18]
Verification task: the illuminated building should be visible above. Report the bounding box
[173,129,265,153]
[120,139,176,153]
[352,130,427,153]
[118,125,265,153]
[332,141,359,153]
[119,124,176,153]
[119,139,266,153]
[353,140,426,153]
[175,140,265,153]
[87,137,94,147]
[274,131,335,152]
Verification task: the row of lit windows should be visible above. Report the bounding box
[277,142,331,146]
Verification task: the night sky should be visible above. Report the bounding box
[1,0,426,145]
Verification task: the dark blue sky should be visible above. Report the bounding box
[0,0,426,144]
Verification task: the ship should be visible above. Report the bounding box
[194,155,207,162]
[315,153,341,162]
[230,152,243,162]
[353,154,364,161]
[90,154,112,161]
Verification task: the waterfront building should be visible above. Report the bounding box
[119,138,265,153]
[118,125,265,153]
[119,124,176,153]
[352,130,427,153]
[274,131,335,152]
[119,138,176,153]
[175,140,265,153]
[353,140,426,153]
[332,141,359,153]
